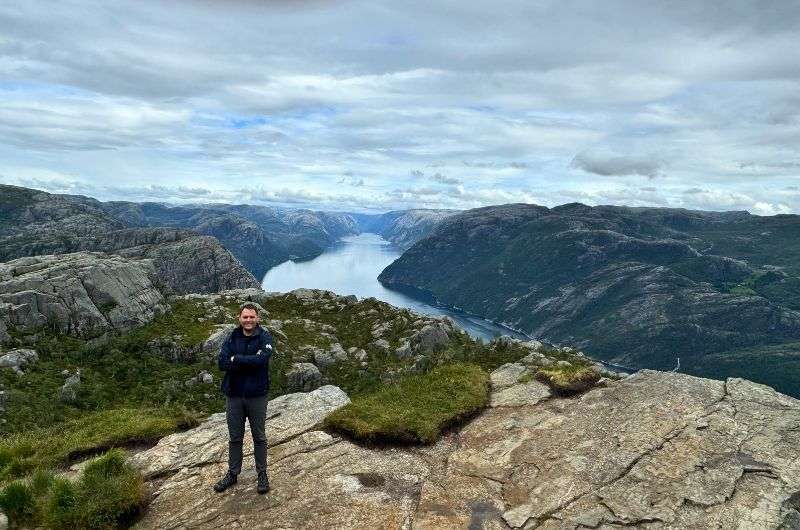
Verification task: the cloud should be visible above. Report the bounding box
[431,172,460,185]
[570,151,665,179]
[0,1,799,212]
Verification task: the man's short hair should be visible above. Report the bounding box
[239,302,259,315]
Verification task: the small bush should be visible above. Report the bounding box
[324,363,489,444]
[534,364,601,395]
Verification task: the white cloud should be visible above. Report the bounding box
[0,1,799,213]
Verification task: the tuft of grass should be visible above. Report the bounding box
[44,449,146,530]
[0,449,146,530]
[0,407,198,481]
[534,363,601,395]
[0,480,37,525]
[324,363,489,445]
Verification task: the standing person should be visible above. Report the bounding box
[213,302,274,494]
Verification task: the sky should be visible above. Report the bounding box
[1,0,799,214]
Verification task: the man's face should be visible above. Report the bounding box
[239,308,259,331]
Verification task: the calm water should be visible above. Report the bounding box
[261,233,529,342]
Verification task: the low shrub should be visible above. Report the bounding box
[534,363,601,395]
[324,363,489,444]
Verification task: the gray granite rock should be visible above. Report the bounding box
[411,322,451,355]
[0,253,167,344]
[314,343,347,368]
[286,362,323,392]
[129,385,350,479]
[134,369,800,530]
[0,348,38,374]
[59,370,81,403]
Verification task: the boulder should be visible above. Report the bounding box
[314,343,347,368]
[369,339,391,354]
[0,348,38,374]
[59,370,81,403]
[394,341,412,359]
[489,362,531,390]
[341,294,358,304]
[411,323,450,355]
[201,324,236,355]
[286,363,323,393]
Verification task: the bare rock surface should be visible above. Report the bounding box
[134,369,800,529]
[0,252,167,343]
[0,348,38,374]
[130,385,349,479]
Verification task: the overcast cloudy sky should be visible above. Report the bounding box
[1,1,799,214]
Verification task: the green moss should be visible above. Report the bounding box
[324,363,489,444]
[534,363,600,395]
[54,449,146,530]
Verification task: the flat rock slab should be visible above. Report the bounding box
[134,370,800,530]
[130,385,350,479]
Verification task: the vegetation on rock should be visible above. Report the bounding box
[533,363,601,395]
[323,363,489,444]
[0,449,145,530]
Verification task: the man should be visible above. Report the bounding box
[213,302,274,494]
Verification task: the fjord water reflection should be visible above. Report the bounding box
[261,233,529,343]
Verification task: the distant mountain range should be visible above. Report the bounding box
[350,209,458,249]
[379,202,800,397]
[0,184,455,285]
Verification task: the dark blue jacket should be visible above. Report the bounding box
[218,325,273,397]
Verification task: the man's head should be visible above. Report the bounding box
[238,303,260,334]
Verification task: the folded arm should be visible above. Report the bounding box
[232,339,273,368]
[217,338,236,372]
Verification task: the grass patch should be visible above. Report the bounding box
[0,408,198,481]
[122,298,229,348]
[534,363,601,395]
[323,363,489,444]
[0,449,146,529]
[45,449,146,530]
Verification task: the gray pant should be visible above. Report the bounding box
[226,395,267,475]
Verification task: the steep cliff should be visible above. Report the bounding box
[379,203,800,397]
[0,185,259,292]
[353,209,458,249]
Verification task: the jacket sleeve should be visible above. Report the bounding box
[232,332,274,368]
[218,335,235,371]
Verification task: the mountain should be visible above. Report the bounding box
[378,203,800,397]
[0,185,259,294]
[0,184,360,282]
[2,258,798,528]
[75,198,359,278]
[351,209,458,249]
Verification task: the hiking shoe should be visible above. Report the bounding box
[257,471,270,494]
[213,471,237,493]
